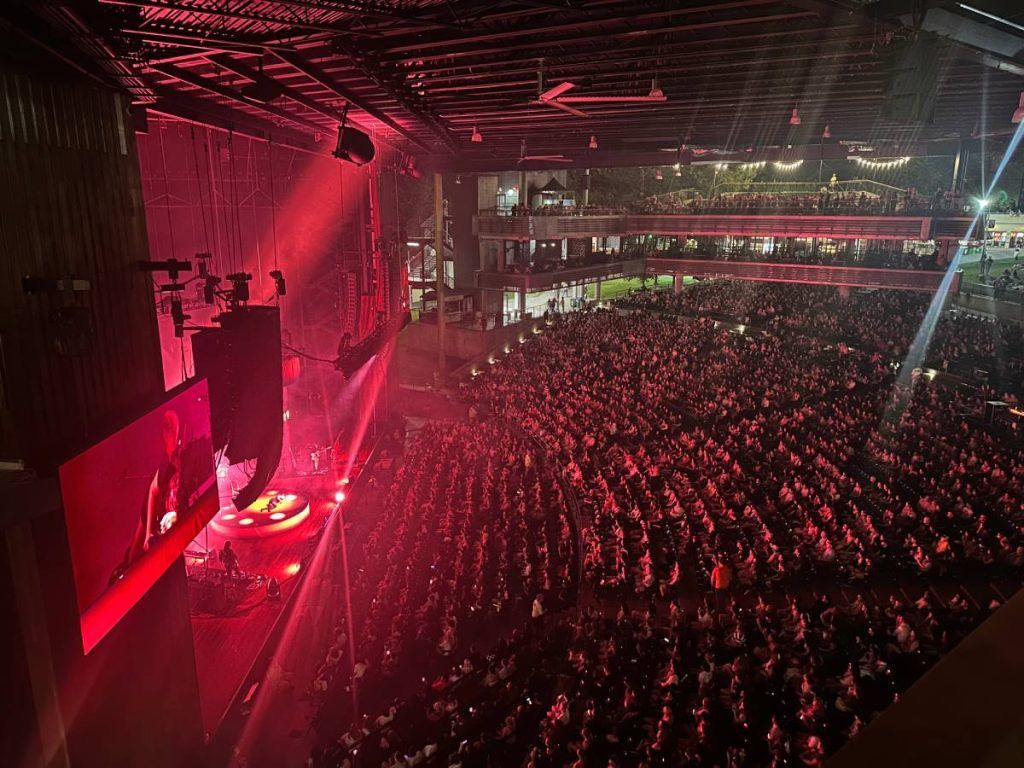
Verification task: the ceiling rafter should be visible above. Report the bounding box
[271,49,435,151]
[97,0,380,37]
[369,0,788,54]
[203,52,408,153]
[378,10,822,65]
[325,43,461,152]
[149,61,329,134]
[11,0,1022,166]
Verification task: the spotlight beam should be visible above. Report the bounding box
[896,118,1024,386]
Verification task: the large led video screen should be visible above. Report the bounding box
[60,379,217,653]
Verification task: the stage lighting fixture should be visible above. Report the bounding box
[202,275,220,304]
[401,155,422,179]
[822,125,832,138]
[588,135,598,150]
[226,272,252,304]
[471,126,483,143]
[334,490,346,503]
[977,198,990,209]
[139,258,192,281]
[269,269,287,297]
[333,122,376,166]
[170,296,190,338]
[1013,92,1024,124]
[789,108,801,126]
[194,252,220,304]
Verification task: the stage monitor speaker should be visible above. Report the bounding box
[192,307,283,509]
[882,35,943,124]
[333,125,376,166]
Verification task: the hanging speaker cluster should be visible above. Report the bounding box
[192,306,284,511]
[334,311,410,378]
[333,123,376,166]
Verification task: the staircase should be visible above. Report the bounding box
[410,214,454,289]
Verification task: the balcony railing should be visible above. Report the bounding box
[647,257,960,292]
[474,212,973,241]
[477,259,646,292]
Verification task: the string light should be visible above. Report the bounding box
[853,156,911,169]
[772,160,803,171]
[741,161,766,170]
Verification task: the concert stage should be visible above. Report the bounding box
[186,489,333,734]
[184,440,377,735]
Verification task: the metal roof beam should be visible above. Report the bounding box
[97,0,379,37]
[379,10,820,65]
[271,49,432,151]
[148,86,329,155]
[373,0,786,54]
[322,45,460,152]
[149,61,328,134]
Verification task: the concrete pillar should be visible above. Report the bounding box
[434,173,445,385]
[673,274,684,295]
[517,290,526,318]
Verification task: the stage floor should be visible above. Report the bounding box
[187,492,335,735]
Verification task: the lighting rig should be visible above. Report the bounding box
[139,257,286,335]
[139,258,193,337]
[333,311,411,378]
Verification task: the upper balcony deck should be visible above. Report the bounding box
[474,211,975,242]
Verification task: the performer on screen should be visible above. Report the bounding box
[110,408,213,584]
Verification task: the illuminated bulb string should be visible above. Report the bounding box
[854,156,911,170]
[772,160,803,171]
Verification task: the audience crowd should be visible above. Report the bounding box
[633,189,960,217]
[499,189,964,219]
[312,279,1022,768]
[311,422,575,734]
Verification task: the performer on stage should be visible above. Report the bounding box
[220,540,240,578]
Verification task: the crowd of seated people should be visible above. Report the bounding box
[615,281,1022,379]
[499,189,964,219]
[312,421,575,731]
[313,279,1021,767]
[314,590,995,768]
[503,288,1019,583]
[506,203,625,217]
[633,189,961,217]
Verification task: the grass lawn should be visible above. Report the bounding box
[960,256,1020,283]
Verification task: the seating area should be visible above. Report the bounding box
[312,280,1023,768]
[634,189,961,217]
[311,421,576,736]
[327,589,993,768]
[495,190,964,219]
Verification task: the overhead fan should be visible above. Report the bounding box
[529,59,667,118]
[517,138,571,164]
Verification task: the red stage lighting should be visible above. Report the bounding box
[334,490,347,503]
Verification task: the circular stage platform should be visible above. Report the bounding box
[209,489,311,538]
